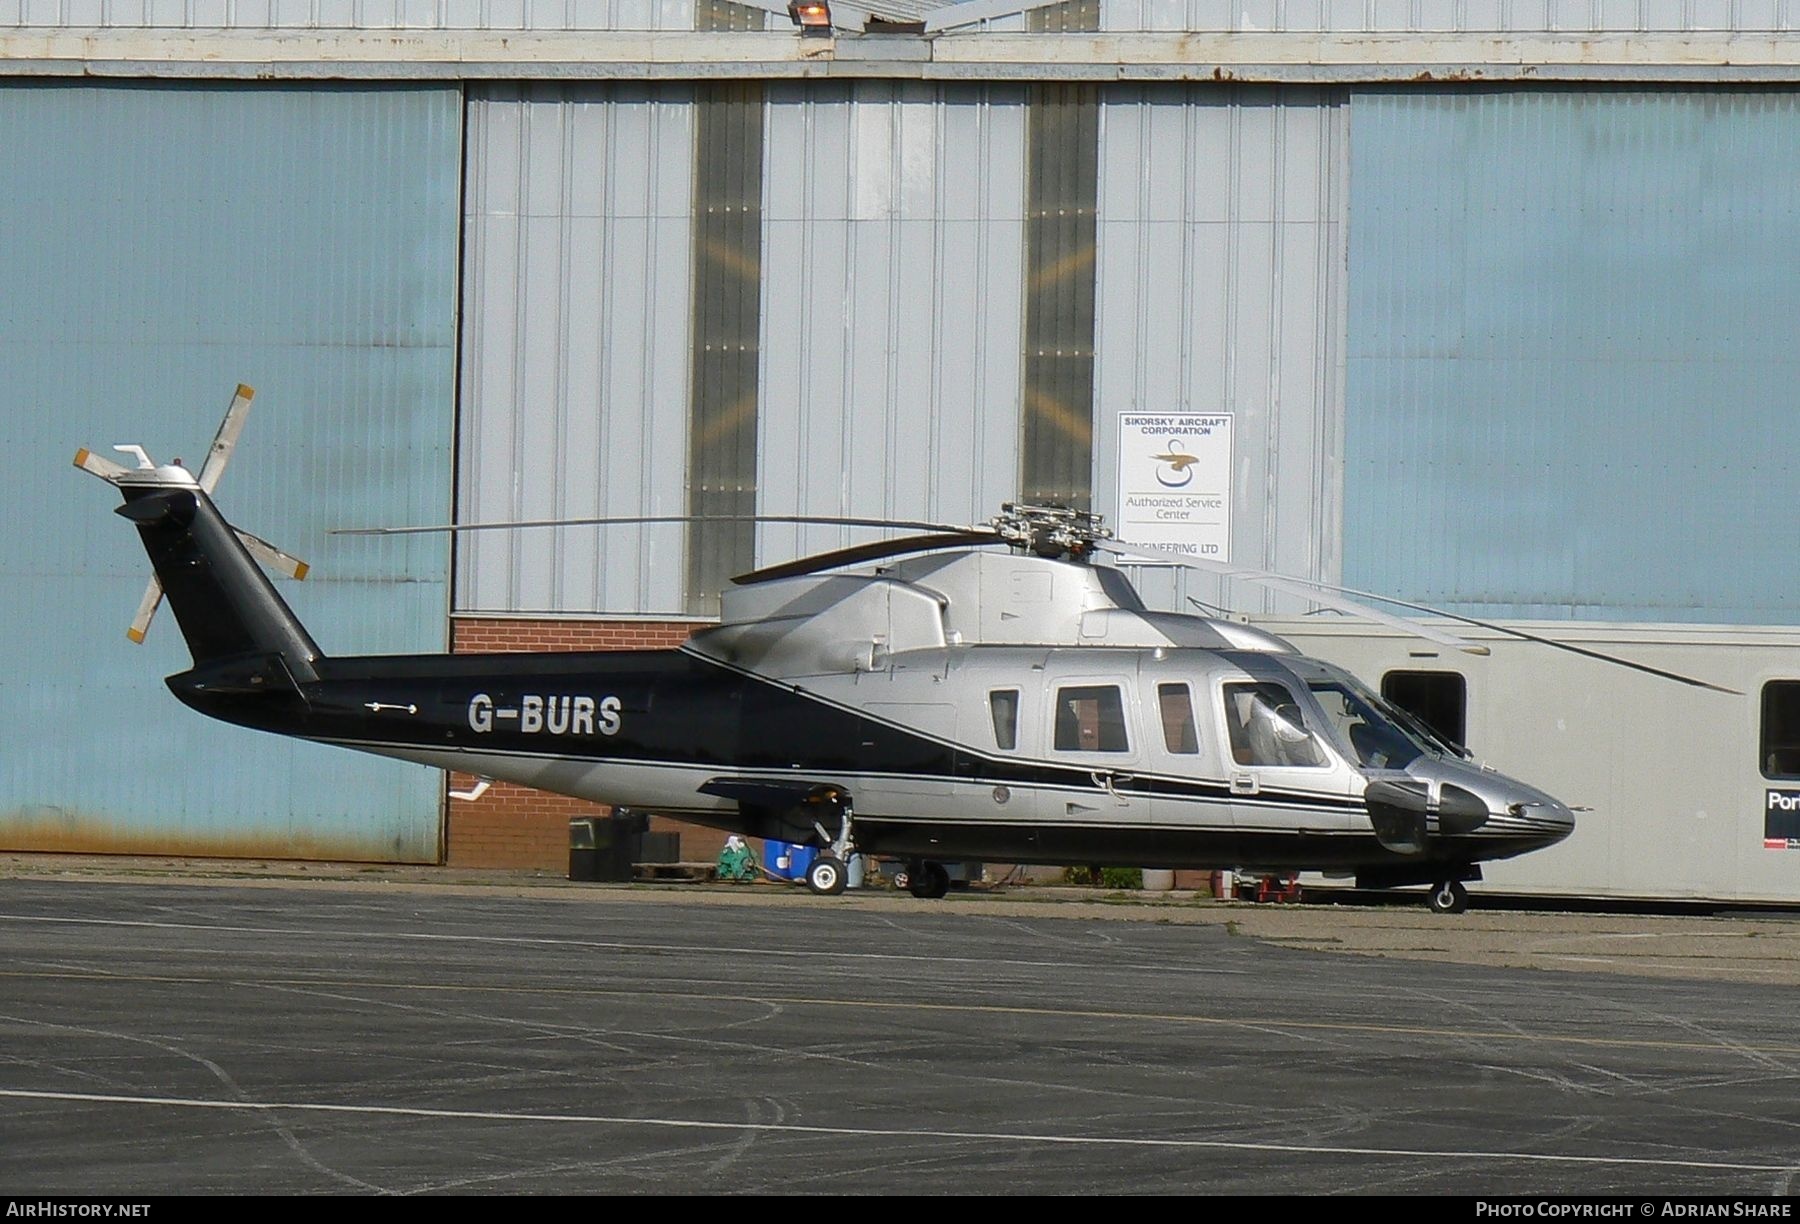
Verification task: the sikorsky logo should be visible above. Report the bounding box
[1150,439,1201,488]
[468,693,622,737]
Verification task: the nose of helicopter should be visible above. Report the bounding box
[1406,759,1577,849]
[1492,789,1578,846]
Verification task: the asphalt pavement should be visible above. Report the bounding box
[1,869,1797,1194]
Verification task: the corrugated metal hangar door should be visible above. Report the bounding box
[1344,89,1800,626]
[0,82,459,862]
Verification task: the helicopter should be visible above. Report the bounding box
[73,390,1733,914]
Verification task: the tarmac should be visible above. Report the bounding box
[2,854,1799,1194]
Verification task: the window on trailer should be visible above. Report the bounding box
[1761,682,1800,779]
[1381,670,1468,751]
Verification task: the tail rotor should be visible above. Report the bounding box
[73,384,309,645]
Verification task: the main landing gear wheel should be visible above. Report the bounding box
[907,860,951,900]
[806,854,848,896]
[1427,880,1469,915]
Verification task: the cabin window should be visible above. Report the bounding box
[1311,682,1421,771]
[1157,683,1199,754]
[1054,685,1129,753]
[1223,682,1326,768]
[1762,682,1800,779]
[1381,670,1468,751]
[989,689,1020,751]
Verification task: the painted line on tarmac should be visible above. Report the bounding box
[0,1087,1788,1174]
[0,911,1245,976]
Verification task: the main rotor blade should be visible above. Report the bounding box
[1100,541,1490,657]
[1110,542,1738,695]
[732,531,1002,586]
[1284,582,1743,696]
[333,513,972,537]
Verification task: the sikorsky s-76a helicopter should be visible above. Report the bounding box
[74,390,1732,913]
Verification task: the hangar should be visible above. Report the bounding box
[3,1,1798,902]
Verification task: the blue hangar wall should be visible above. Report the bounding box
[0,82,459,861]
[1344,88,1800,628]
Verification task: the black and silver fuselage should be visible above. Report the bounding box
[173,635,1574,879]
[104,463,1573,883]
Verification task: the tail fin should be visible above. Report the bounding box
[110,474,322,679]
[74,385,320,682]
[76,446,323,681]
[74,385,314,646]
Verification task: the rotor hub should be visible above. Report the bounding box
[989,504,1113,560]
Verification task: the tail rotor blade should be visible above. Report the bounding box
[235,529,310,582]
[197,384,254,494]
[126,576,163,645]
[73,447,132,484]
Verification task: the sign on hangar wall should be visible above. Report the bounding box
[1114,413,1234,561]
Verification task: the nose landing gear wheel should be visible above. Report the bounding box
[1427,880,1469,914]
[907,860,951,900]
[806,854,847,896]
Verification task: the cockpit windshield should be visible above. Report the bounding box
[1306,671,1434,771]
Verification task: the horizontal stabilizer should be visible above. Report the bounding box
[115,488,195,526]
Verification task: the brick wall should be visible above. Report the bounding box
[453,618,704,654]
[447,617,716,870]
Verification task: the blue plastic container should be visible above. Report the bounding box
[761,839,817,881]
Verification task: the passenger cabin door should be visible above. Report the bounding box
[1040,675,1143,846]
[976,684,1042,839]
[1139,674,1233,834]
[1215,679,1356,834]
